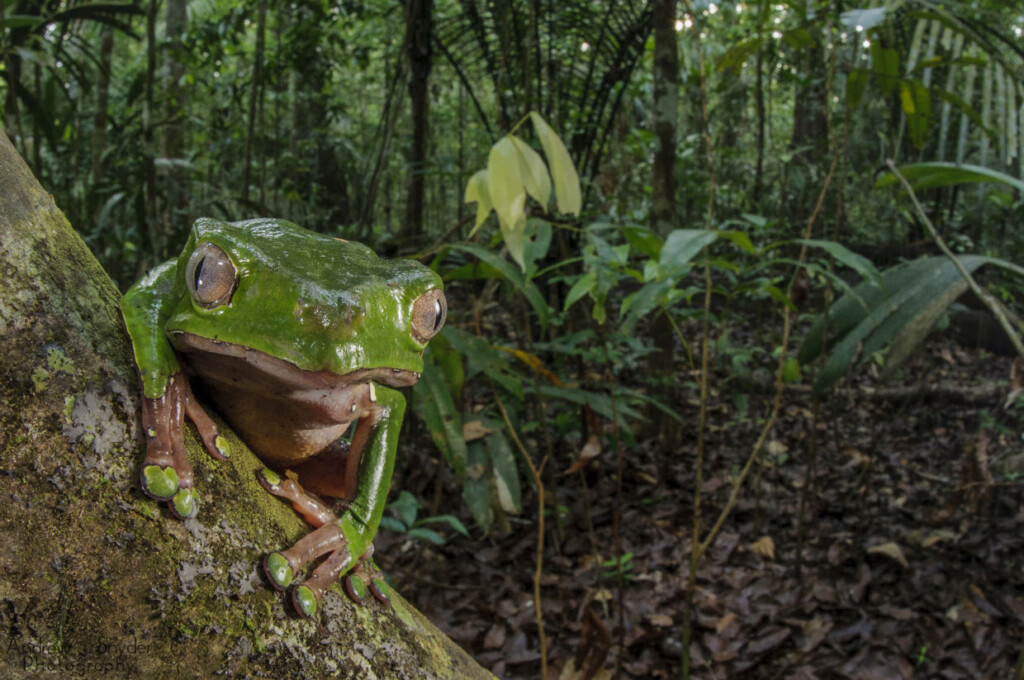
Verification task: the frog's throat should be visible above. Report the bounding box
[168,331,421,389]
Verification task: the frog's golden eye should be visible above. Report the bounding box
[186,242,237,308]
[411,289,446,344]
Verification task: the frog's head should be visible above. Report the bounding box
[165,218,445,384]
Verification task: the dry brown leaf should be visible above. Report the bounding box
[750,536,776,560]
[715,612,737,634]
[462,419,493,442]
[867,541,909,568]
[648,614,674,627]
[564,434,602,475]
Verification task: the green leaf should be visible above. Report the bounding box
[718,230,755,254]
[846,68,870,109]
[405,527,445,545]
[529,112,581,215]
[487,432,522,514]
[509,135,552,211]
[564,270,597,310]
[659,229,718,278]
[618,224,664,260]
[462,441,493,535]
[799,255,1021,393]
[717,36,763,72]
[782,358,801,383]
[899,78,931,149]
[414,360,467,479]
[418,514,471,537]
[451,243,550,330]
[391,490,419,529]
[796,239,880,286]
[875,162,1024,194]
[871,45,900,96]
[463,169,492,233]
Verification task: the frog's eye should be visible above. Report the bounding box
[186,242,237,308]
[411,289,446,344]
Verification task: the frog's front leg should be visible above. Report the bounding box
[262,384,403,617]
[139,371,230,518]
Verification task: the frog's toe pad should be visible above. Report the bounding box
[141,465,179,500]
[344,574,367,603]
[263,552,293,591]
[292,584,317,618]
[257,467,282,492]
[170,488,199,519]
[369,578,390,604]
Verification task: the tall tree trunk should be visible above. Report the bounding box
[0,129,495,680]
[242,0,267,207]
[402,0,433,244]
[143,0,161,264]
[91,27,114,187]
[648,0,680,445]
[164,0,188,242]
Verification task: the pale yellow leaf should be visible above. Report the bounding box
[463,169,492,234]
[750,536,775,560]
[867,541,909,568]
[487,136,527,235]
[509,134,552,211]
[593,588,613,602]
[529,111,581,215]
[715,612,737,633]
[767,440,788,456]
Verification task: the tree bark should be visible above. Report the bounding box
[648,0,679,446]
[402,0,433,244]
[0,130,493,680]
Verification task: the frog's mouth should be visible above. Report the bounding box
[169,332,422,390]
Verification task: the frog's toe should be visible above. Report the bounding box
[263,552,294,591]
[369,577,390,604]
[343,573,367,603]
[257,467,282,492]
[169,487,199,519]
[140,464,179,500]
[291,584,318,618]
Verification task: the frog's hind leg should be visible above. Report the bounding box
[258,468,337,527]
[261,522,353,618]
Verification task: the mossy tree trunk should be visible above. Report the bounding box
[0,130,493,680]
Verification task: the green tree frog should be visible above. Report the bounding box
[121,217,446,617]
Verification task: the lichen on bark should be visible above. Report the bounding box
[0,131,492,679]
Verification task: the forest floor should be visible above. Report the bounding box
[381,333,1023,680]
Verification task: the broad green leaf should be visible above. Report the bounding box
[719,230,755,254]
[796,239,881,286]
[899,79,931,149]
[509,135,552,211]
[659,229,718,278]
[875,162,1024,194]
[414,360,466,479]
[418,514,471,537]
[450,243,550,330]
[871,45,900,96]
[462,441,493,534]
[717,36,763,73]
[618,224,663,260]
[843,67,868,109]
[538,385,643,428]
[799,255,1021,393]
[529,112,582,215]
[487,432,522,514]
[391,490,419,529]
[620,279,673,331]
[782,358,801,383]
[564,270,597,310]
[463,169,492,233]
[405,527,445,545]
[498,193,528,270]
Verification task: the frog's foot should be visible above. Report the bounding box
[342,545,390,605]
[262,522,355,618]
[258,468,338,527]
[139,372,229,520]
